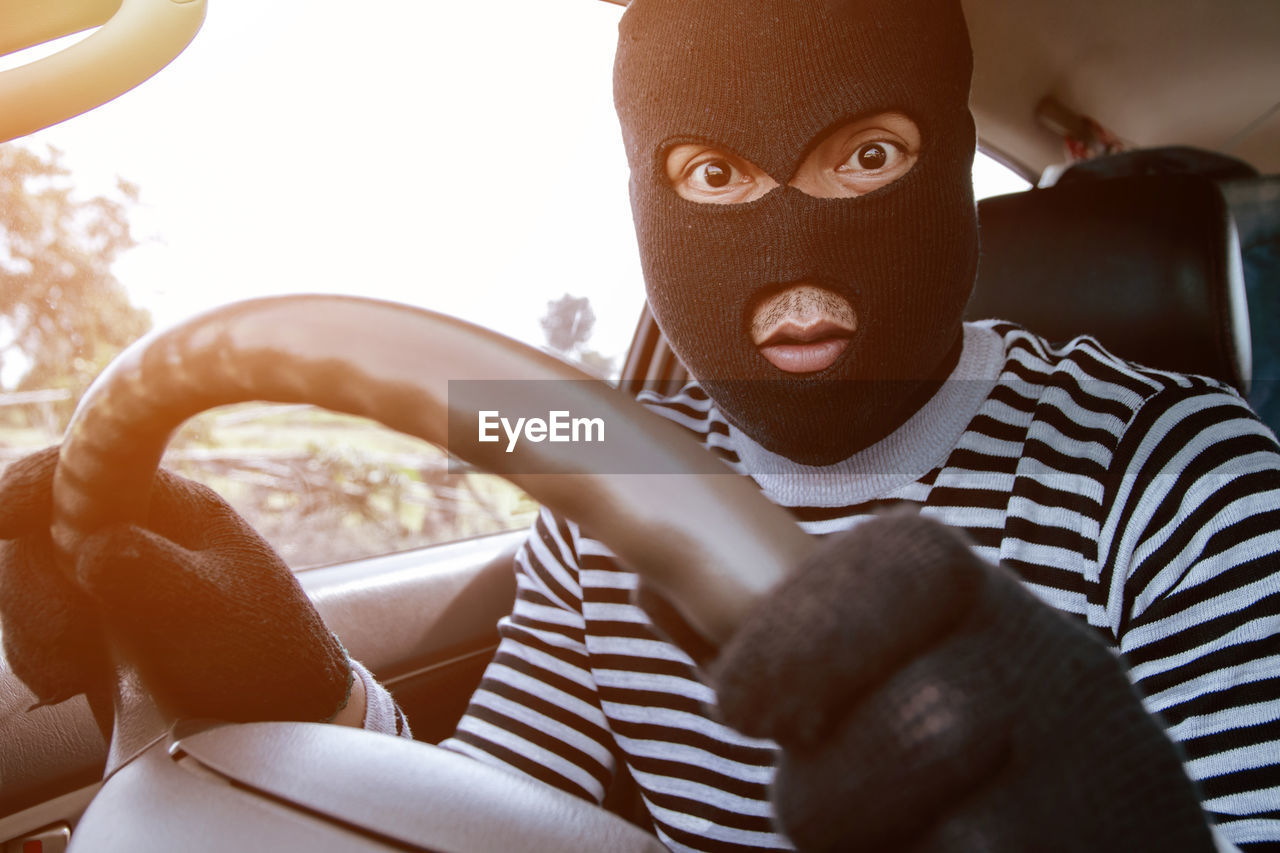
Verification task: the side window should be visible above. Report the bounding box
[974,150,1033,199]
[157,407,540,569]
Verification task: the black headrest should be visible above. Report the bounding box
[966,174,1252,393]
[1055,146,1259,184]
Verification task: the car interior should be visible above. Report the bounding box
[0,0,1276,850]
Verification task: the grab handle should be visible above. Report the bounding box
[1,0,205,142]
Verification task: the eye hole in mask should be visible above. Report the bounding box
[665,111,921,204]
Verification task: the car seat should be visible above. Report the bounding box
[965,171,1253,395]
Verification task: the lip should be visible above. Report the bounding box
[749,284,858,374]
[758,337,850,372]
[756,319,854,373]
[757,319,853,347]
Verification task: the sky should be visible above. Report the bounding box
[6,0,1029,363]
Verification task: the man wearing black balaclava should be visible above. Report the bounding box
[1,0,1276,850]
[436,0,1276,850]
[615,0,978,465]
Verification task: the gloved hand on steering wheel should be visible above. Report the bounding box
[708,510,1217,852]
[0,446,352,724]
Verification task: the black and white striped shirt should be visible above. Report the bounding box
[439,322,1280,852]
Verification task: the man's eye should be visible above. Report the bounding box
[788,113,920,198]
[665,143,777,204]
[691,159,739,189]
[842,141,905,172]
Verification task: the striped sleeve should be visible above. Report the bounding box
[351,658,412,739]
[439,507,618,804]
[1100,381,1280,850]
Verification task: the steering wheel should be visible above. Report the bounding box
[51,295,813,851]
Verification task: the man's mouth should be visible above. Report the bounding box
[750,286,857,374]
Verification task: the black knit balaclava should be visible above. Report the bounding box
[614,0,979,465]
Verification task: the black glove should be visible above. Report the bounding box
[709,510,1216,852]
[0,447,352,723]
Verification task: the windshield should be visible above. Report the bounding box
[0,0,1028,567]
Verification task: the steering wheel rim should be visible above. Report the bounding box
[53,295,809,643]
[52,295,812,851]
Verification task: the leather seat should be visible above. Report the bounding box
[966,173,1253,393]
